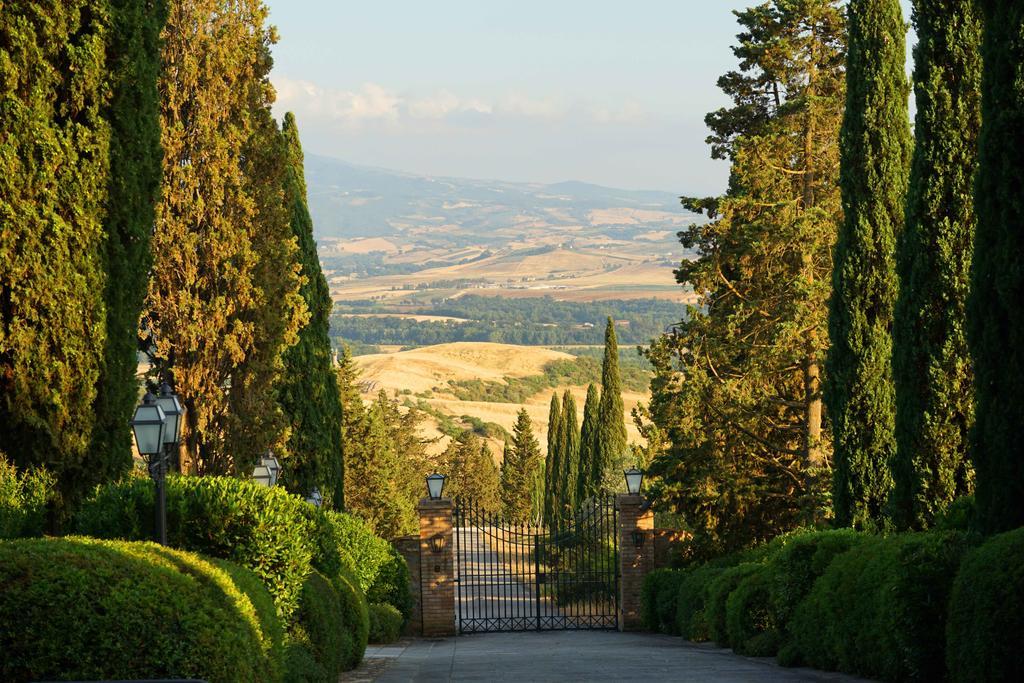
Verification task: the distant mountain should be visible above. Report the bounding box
[303,154,693,245]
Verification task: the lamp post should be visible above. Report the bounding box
[306,487,323,507]
[426,472,446,500]
[131,391,168,545]
[154,382,184,472]
[253,451,281,487]
[624,467,644,495]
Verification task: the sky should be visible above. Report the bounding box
[266,1,914,196]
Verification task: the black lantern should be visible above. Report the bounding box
[426,473,446,500]
[155,382,184,448]
[130,391,169,545]
[306,487,323,507]
[430,533,447,553]
[624,467,644,495]
[253,452,281,487]
[631,529,646,548]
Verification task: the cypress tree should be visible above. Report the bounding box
[336,346,366,508]
[1,1,110,509]
[276,113,345,508]
[143,0,305,475]
[576,383,601,501]
[559,390,580,518]
[825,0,912,528]
[87,0,168,493]
[968,0,1024,534]
[543,393,562,527]
[501,409,543,524]
[595,318,628,489]
[891,0,980,529]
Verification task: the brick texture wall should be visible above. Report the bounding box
[417,498,455,637]
[393,535,422,636]
[617,494,654,631]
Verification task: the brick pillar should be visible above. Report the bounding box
[393,535,422,636]
[418,497,455,637]
[617,493,654,631]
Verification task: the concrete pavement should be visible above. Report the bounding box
[345,631,867,682]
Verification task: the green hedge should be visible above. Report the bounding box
[0,537,273,683]
[334,565,371,670]
[369,603,404,643]
[0,456,54,539]
[725,563,780,656]
[706,563,762,647]
[317,508,393,592]
[367,544,414,624]
[675,564,725,641]
[209,557,286,681]
[790,531,971,680]
[77,476,315,622]
[946,527,1024,682]
[641,568,685,634]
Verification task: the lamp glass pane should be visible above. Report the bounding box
[426,474,445,499]
[155,394,183,445]
[624,468,643,495]
[131,404,166,456]
[252,465,272,486]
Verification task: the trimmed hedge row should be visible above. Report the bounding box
[0,537,276,683]
[642,526,1024,681]
[640,568,684,634]
[369,603,404,643]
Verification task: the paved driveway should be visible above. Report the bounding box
[346,631,866,682]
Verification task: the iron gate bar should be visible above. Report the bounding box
[454,493,619,633]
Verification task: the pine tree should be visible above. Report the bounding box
[445,433,501,513]
[276,113,345,507]
[1,1,111,510]
[969,0,1024,534]
[576,383,601,502]
[543,393,562,527]
[825,0,912,528]
[641,0,846,554]
[336,347,365,508]
[143,0,305,475]
[595,318,628,489]
[891,0,980,530]
[89,0,169,493]
[558,390,581,519]
[501,409,543,524]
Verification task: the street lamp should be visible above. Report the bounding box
[155,382,183,471]
[253,451,281,487]
[306,487,323,507]
[624,467,644,495]
[131,391,168,545]
[426,473,446,500]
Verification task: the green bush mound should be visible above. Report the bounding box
[77,476,314,622]
[0,537,272,683]
[706,562,762,647]
[209,557,286,680]
[333,565,371,670]
[369,603,404,643]
[946,527,1024,682]
[288,571,352,683]
[367,544,414,624]
[726,563,780,656]
[641,568,685,634]
[0,455,54,539]
[790,531,971,680]
[318,508,393,592]
[675,564,725,641]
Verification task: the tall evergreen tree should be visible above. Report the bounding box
[336,347,365,507]
[276,112,345,507]
[1,1,115,509]
[825,0,912,528]
[558,390,581,518]
[88,0,169,492]
[891,0,980,530]
[969,0,1024,534]
[543,393,562,527]
[595,318,628,489]
[143,0,305,475]
[576,383,601,502]
[445,433,501,513]
[501,409,543,524]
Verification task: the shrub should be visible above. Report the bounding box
[935,495,975,532]
[209,557,286,681]
[367,544,414,623]
[790,531,971,680]
[77,475,314,622]
[768,529,865,642]
[307,507,391,592]
[675,564,725,641]
[369,603,404,643]
[641,568,685,634]
[291,571,348,682]
[0,537,271,683]
[333,565,370,670]
[726,563,780,656]
[946,527,1024,682]
[0,456,54,538]
[706,563,762,647]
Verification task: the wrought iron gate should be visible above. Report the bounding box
[453,494,618,633]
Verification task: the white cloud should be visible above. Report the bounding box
[272,77,645,130]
